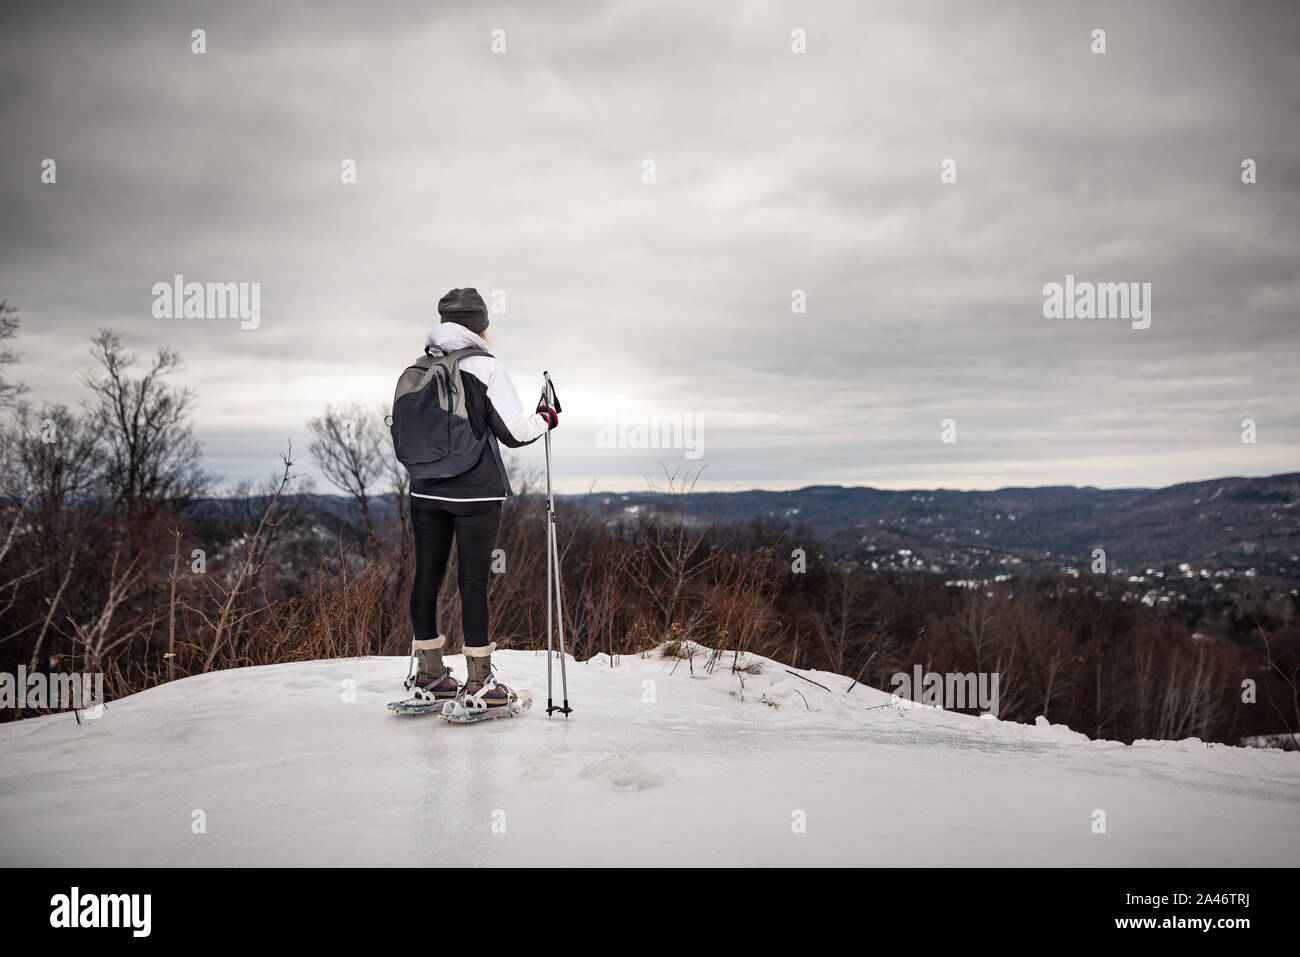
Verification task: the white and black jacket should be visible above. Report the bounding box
[409,324,549,503]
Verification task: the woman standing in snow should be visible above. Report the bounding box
[405,288,559,708]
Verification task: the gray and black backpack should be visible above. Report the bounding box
[389,346,492,479]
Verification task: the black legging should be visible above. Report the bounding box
[409,498,503,648]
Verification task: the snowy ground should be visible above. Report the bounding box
[1,647,1297,866]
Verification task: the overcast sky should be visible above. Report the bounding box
[2,0,1297,496]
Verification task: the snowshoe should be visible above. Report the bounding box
[388,669,461,714]
[440,680,533,723]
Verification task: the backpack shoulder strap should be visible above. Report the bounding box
[424,346,494,360]
[444,346,494,361]
[429,347,494,401]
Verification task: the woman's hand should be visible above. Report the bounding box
[535,402,559,430]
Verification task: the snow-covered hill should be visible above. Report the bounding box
[1,647,1296,866]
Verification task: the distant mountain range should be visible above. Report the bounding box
[573,473,1300,580]
[188,472,1300,583]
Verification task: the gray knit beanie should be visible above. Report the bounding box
[437,287,489,334]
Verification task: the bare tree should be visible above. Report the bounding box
[193,445,298,671]
[0,300,26,408]
[79,330,212,536]
[1256,616,1299,749]
[4,402,106,670]
[639,468,716,633]
[66,539,152,670]
[1014,601,1076,722]
[813,565,886,677]
[958,587,1004,674]
[307,401,385,540]
[10,401,105,544]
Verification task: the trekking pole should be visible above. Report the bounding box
[542,371,572,717]
[544,406,554,713]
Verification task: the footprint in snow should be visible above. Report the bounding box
[579,752,671,791]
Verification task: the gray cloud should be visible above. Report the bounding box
[1,0,1297,495]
